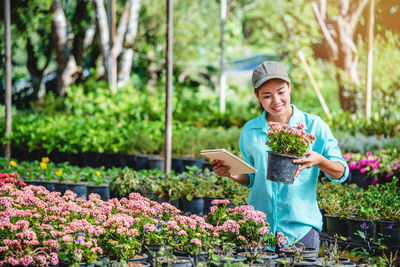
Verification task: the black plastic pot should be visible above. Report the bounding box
[59,262,95,267]
[119,153,137,169]
[100,153,123,168]
[25,180,56,192]
[66,153,83,166]
[179,197,204,215]
[127,253,149,263]
[148,155,164,171]
[376,220,400,248]
[172,158,186,173]
[325,215,350,238]
[50,150,69,164]
[347,218,376,244]
[54,182,87,199]
[266,151,300,184]
[202,161,213,171]
[203,196,224,215]
[238,251,278,264]
[280,247,318,260]
[348,170,375,190]
[134,154,149,170]
[82,152,101,167]
[87,184,110,200]
[182,158,205,171]
[211,255,245,267]
[155,256,192,267]
[173,250,208,265]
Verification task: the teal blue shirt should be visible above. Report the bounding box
[239,105,349,244]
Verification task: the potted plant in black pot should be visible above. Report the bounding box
[265,122,316,184]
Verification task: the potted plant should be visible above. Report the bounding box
[265,122,316,184]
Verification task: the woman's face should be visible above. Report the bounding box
[255,79,291,118]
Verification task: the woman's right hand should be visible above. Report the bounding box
[211,159,231,177]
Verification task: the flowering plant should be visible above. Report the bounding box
[205,199,282,250]
[165,214,212,255]
[266,122,315,157]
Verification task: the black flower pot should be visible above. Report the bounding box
[25,180,56,192]
[325,214,350,238]
[134,154,149,170]
[87,184,110,200]
[100,153,123,168]
[155,256,192,267]
[182,158,205,171]
[347,218,376,245]
[280,247,318,260]
[82,152,102,167]
[50,150,69,164]
[54,182,88,199]
[266,151,300,184]
[179,197,204,215]
[348,170,375,190]
[172,157,186,173]
[148,155,164,171]
[376,220,400,248]
[119,153,137,169]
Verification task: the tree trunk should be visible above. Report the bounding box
[51,0,77,97]
[71,0,92,82]
[93,0,110,79]
[312,0,368,112]
[117,0,141,87]
[26,37,51,100]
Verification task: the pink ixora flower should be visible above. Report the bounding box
[190,238,202,247]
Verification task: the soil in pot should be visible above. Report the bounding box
[266,151,300,184]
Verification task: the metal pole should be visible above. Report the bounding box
[107,0,117,93]
[365,0,374,119]
[219,0,226,113]
[164,0,173,173]
[4,0,12,158]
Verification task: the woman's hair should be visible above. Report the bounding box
[254,87,264,113]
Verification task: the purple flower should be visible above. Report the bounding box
[385,223,394,230]
[360,222,369,230]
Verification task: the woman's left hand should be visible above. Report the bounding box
[292,151,324,180]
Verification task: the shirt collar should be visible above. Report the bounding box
[251,104,307,131]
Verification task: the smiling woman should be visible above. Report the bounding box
[212,61,349,252]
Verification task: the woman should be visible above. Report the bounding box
[212,61,349,251]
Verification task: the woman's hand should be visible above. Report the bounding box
[211,159,231,177]
[292,151,323,180]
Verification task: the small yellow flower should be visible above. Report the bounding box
[40,162,47,170]
[56,170,63,176]
[96,171,101,177]
[42,157,50,163]
[100,166,105,170]
[9,160,17,167]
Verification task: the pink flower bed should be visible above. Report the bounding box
[0,175,286,266]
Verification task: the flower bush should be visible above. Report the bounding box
[0,174,288,266]
[344,150,400,185]
[266,122,316,157]
[205,199,285,251]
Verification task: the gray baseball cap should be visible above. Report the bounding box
[252,61,290,89]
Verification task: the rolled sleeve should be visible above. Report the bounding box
[319,119,349,183]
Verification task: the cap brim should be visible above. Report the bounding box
[254,75,290,89]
